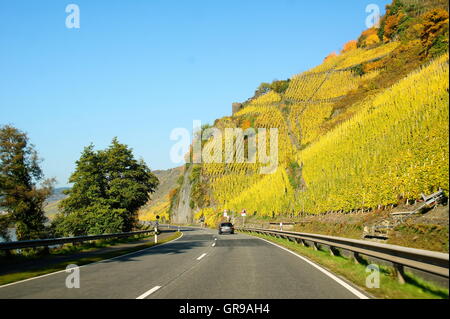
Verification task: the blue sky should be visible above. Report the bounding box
[0,0,390,187]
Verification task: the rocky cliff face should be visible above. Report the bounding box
[171,165,193,224]
[232,102,243,115]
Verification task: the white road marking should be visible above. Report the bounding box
[0,232,184,289]
[136,286,161,299]
[256,237,370,299]
[197,253,207,260]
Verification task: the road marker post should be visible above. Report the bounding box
[154,215,160,244]
[241,210,247,227]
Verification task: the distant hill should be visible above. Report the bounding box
[44,187,70,219]
[138,167,183,221]
[46,187,70,203]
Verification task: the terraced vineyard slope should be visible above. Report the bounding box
[168,0,449,230]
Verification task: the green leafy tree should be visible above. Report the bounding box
[254,82,271,98]
[0,214,11,241]
[103,138,159,231]
[0,125,54,241]
[57,144,106,215]
[270,79,290,94]
[52,204,125,237]
[55,138,159,236]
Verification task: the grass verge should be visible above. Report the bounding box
[240,231,448,299]
[0,231,181,286]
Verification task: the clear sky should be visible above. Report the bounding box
[0,0,390,187]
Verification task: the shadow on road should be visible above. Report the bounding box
[99,232,214,264]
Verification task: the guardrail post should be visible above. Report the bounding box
[329,246,339,256]
[42,246,50,256]
[352,252,363,264]
[312,242,319,251]
[393,263,406,284]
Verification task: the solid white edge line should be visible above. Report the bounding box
[0,231,184,289]
[136,286,161,299]
[257,237,369,299]
[197,253,207,260]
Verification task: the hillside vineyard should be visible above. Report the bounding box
[191,46,449,226]
[157,2,450,227]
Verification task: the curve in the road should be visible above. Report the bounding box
[0,228,369,299]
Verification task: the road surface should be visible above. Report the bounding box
[0,227,368,299]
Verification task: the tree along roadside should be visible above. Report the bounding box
[52,137,159,237]
[0,125,55,242]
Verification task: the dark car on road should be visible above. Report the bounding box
[218,222,234,235]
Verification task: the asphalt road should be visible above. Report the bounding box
[0,227,368,299]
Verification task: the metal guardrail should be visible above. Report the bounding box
[391,190,446,217]
[0,227,176,251]
[422,189,445,205]
[238,227,449,281]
